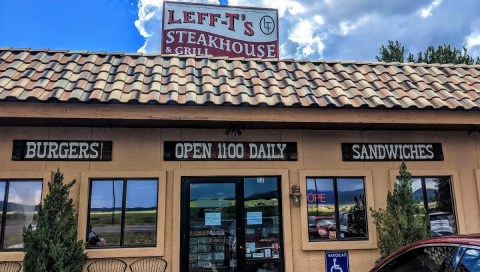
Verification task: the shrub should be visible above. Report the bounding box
[23,169,87,272]
[370,162,429,260]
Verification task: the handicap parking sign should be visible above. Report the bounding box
[325,251,350,272]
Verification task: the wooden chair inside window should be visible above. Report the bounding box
[129,257,167,272]
[87,258,127,272]
[0,262,22,272]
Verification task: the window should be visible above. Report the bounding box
[87,178,158,248]
[378,245,457,272]
[458,248,480,271]
[0,179,43,250]
[408,176,457,237]
[306,177,367,242]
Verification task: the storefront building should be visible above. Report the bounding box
[0,48,480,271]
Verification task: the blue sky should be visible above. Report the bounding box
[0,0,143,52]
[1,0,479,61]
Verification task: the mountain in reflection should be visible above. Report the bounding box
[245,190,278,200]
[90,207,156,212]
[412,188,436,201]
[0,201,39,211]
[189,188,277,201]
[338,189,364,204]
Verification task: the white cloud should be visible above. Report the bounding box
[420,0,442,18]
[228,0,305,16]
[135,0,163,38]
[338,16,369,36]
[466,31,480,57]
[135,0,480,61]
[135,0,218,53]
[288,19,325,57]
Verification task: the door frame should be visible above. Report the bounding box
[172,169,293,272]
[180,176,285,271]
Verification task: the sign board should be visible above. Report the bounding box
[162,1,279,58]
[12,140,112,161]
[164,142,297,161]
[325,251,350,272]
[342,143,444,161]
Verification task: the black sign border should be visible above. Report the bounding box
[342,143,444,161]
[12,140,113,161]
[164,141,297,161]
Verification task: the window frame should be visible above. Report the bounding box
[306,176,368,242]
[300,170,377,251]
[408,176,457,236]
[0,178,44,251]
[456,245,480,271]
[86,178,159,249]
[0,171,50,261]
[78,171,167,259]
[389,169,466,236]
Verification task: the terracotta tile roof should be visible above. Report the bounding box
[1,48,480,110]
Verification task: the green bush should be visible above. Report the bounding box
[370,162,429,261]
[23,170,87,272]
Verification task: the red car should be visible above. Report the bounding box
[370,234,480,272]
[308,217,336,239]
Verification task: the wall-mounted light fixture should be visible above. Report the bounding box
[225,125,244,136]
[468,126,480,135]
[290,184,302,205]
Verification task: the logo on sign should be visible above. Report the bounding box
[260,16,275,35]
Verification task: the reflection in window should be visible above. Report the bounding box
[378,246,457,272]
[87,179,158,248]
[0,180,43,250]
[306,177,367,242]
[458,248,480,272]
[408,177,457,237]
[244,177,283,269]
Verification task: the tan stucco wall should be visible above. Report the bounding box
[1,126,480,272]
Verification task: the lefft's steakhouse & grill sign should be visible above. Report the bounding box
[162,2,278,58]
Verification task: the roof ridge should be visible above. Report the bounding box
[1,47,479,69]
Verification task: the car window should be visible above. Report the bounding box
[443,247,465,272]
[457,248,480,272]
[316,219,334,227]
[378,246,457,272]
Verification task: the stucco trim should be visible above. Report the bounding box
[299,170,377,251]
[1,103,480,126]
[78,171,167,259]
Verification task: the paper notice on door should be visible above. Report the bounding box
[248,242,256,252]
[247,212,263,225]
[205,212,221,226]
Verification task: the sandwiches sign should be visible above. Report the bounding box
[342,143,444,161]
[162,1,279,59]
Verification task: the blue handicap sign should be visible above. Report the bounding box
[325,251,350,272]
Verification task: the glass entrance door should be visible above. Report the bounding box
[181,177,284,272]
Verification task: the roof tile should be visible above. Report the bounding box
[0,48,479,110]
